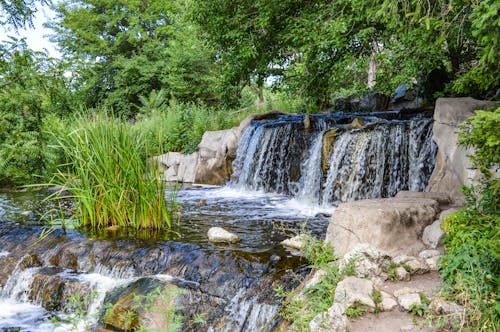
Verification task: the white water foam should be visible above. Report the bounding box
[0,250,9,258]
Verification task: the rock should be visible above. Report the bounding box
[333,94,359,112]
[389,82,424,111]
[334,276,376,311]
[310,303,347,332]
[155,111,284,185]
[20,210,32,217]
[326,197,440,257]
[322,129,338,172]
[340,243,392,279]
[380,291,398,311]
[303,269,327,290]
[359,92,391,112]
[395,266,411,281]
[304,114,311,129]
[345,117,364,129]
[423,208,460,249]
[425,256,440,271]
[393,255,416,265]
[426,97,498,204]
[29,267,90,312]
[198,199,206,206]
[405,259,430,275]
[395,288,422,311]
[422,220,444,249]
[102,278,180,331]
[156,152,199,183]
[207,227,240,243]
[280,235,306,251]
[430,298,464,316]
[395,191,451,207]
[419,249,441,260]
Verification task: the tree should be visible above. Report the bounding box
[0,38,71,185]
[193,0,499,107]
[0,0,49,30]
[49,0,220,117]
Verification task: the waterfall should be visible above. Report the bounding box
[230,112,436,205]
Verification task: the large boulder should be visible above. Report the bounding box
[325,197,440,257]
[426,97,497,204]
[155,111,284,185]
[156,152,199,183]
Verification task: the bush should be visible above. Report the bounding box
[439,106,500,330]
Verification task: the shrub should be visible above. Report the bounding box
[439,106,500,330]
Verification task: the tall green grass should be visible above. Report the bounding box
[54,114,172,229]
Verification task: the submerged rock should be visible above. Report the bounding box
[207,227,240,243]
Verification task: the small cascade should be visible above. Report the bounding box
[230,112,437,205]
[295,132,325,204]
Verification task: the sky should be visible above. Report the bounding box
[0,4,60,57]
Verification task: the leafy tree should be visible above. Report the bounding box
[193,0,499,107]
[0,0,49,30]
[0,38,71,186]
[49,0,220,117]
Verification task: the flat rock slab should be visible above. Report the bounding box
[326,197,440,257]
[348,310,435,332]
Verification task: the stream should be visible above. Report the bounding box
[0,110,436,331]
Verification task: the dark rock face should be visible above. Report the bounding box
[359,92,391,112]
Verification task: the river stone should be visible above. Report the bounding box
[430,298,464,316]
[396,266,410,281]
[359,92,391,112]
[426,97,498,204]
[419,249,441,260]
[345,117,364,129]
[425,256,440,271]
[309,303,347,332]
[334,276,376,311]
[207,227,240,243]
[280,235,306,251]
[101,277,180,331]
[29,267,90,312]
[326,197,440,257]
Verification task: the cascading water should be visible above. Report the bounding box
[0,109,438,332]
[230,111,437,205]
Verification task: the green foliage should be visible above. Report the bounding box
[51,113,174,230]
[0,38,72,187]
[0,0,49,30]
[277,234,361,330]
[438,108,500,331]
[49,0,220,118]
[459,107,500,177]
[194,0,499,107]
[346,303,366,318]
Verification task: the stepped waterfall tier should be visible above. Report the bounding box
[230,111,437,205]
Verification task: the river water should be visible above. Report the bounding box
[0,187,331,331]
[0,110,436,331]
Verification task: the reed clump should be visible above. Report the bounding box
[53,114,172,229]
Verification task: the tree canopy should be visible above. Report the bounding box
[193,0,499,106]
